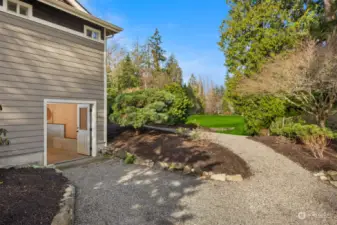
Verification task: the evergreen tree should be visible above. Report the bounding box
[117,54,140,91]
[188,74,197,89]
[219,0,323,112]
[165,54,183,84]
[149,28,166,71]
[219,0,320,79]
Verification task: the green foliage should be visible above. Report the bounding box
[110,89,175,129]
[220,1,319,78]
[220,1,322,118]
[124,152,136,164]
[235,95,286,135]
[270,120,335,140]
[149,28,166,71]
[117,54,140,91]
[164,83,193,124]
[186,115,246,135]
[0,105,9,146]
[164,54,183,84]
[270,121,336,158]
[186,74,205,114]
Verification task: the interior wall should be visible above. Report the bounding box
[47,104,77,139]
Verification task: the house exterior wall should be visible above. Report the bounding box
[0,0,105,39]
[0,11,105,166]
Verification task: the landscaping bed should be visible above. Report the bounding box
[108,129,252,178]
[0,168,68,225]
[252,136,337,172]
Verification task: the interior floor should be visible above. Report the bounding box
[48,148,87,164]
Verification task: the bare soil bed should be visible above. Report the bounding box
[0,168,68,225]
[109,129,252,178]
[252,136,337,172]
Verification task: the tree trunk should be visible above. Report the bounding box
[324,0,335,21]
[319,120,326,128]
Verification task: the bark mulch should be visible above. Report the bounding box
[109,129,252,178]
[0,168,68,225]
[251,136,337,172]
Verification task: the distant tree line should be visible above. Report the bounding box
[107,28,225,116]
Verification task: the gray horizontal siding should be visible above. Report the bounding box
[0,41,102,68]
[0,12,104,51]
[0,67,103,85]
[0,11,105,159]
[0,74,104,91]
[0,62,103,82]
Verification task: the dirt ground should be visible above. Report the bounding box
[252,136,337,172]
[0,168,68,225]
[109,129,252,178]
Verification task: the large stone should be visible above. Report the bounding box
[313,171,326,177]
[327,171,337,181]
[114,149,127,159]
[320,175,330,181]
[135,158,154,167]
[330,181,337,188]
[192,166,203,175]
[226,174,243,182]
[158,162,169,170]
[183,165,192,174]
[210,174,227,182]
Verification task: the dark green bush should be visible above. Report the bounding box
[164,83,193,124]
[270,121,336,158]
[234,95,286,135]
[124,152,136,164]
[109,89,175,129]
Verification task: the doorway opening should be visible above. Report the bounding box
[44,100,97,165]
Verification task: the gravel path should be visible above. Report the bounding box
[64,133,337,225]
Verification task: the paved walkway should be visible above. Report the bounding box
[64,133,337,225]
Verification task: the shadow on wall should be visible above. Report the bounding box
[66,161,203,225]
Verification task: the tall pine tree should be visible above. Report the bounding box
[165,54,183,84]
[117,54,140,91]
[149,28,166,72]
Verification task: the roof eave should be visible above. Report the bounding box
[38,0,123,34]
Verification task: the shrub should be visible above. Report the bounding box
[271,122,335,158]
[110,89,175,130]
[164,83,193,124]
[124,152,136,164]
[0,105,9,146]
[234,95,286,135]
[0,128,9,146]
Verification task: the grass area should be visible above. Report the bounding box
[186,115,246,135]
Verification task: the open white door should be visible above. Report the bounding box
[77,104,91,155]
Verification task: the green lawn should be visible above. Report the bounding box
[186,115,246,135]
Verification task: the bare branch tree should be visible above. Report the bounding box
[239,33,337,127]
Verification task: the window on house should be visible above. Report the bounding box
[5,0,32,17]
[7,1,16,12]
[84,26,101,41]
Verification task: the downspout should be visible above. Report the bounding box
[104,30,114,147]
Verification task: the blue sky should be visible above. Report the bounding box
[79,0,229,86]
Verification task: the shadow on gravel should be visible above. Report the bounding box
[65,161,203,225]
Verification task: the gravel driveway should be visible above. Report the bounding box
[64,133,337,225]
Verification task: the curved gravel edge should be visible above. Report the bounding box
[51,184,76,225]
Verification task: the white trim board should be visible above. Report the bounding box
[38,0,122,33]
[43,99,98,166]
[0,6,105,44]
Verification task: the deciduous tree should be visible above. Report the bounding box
[239,34,337,128]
